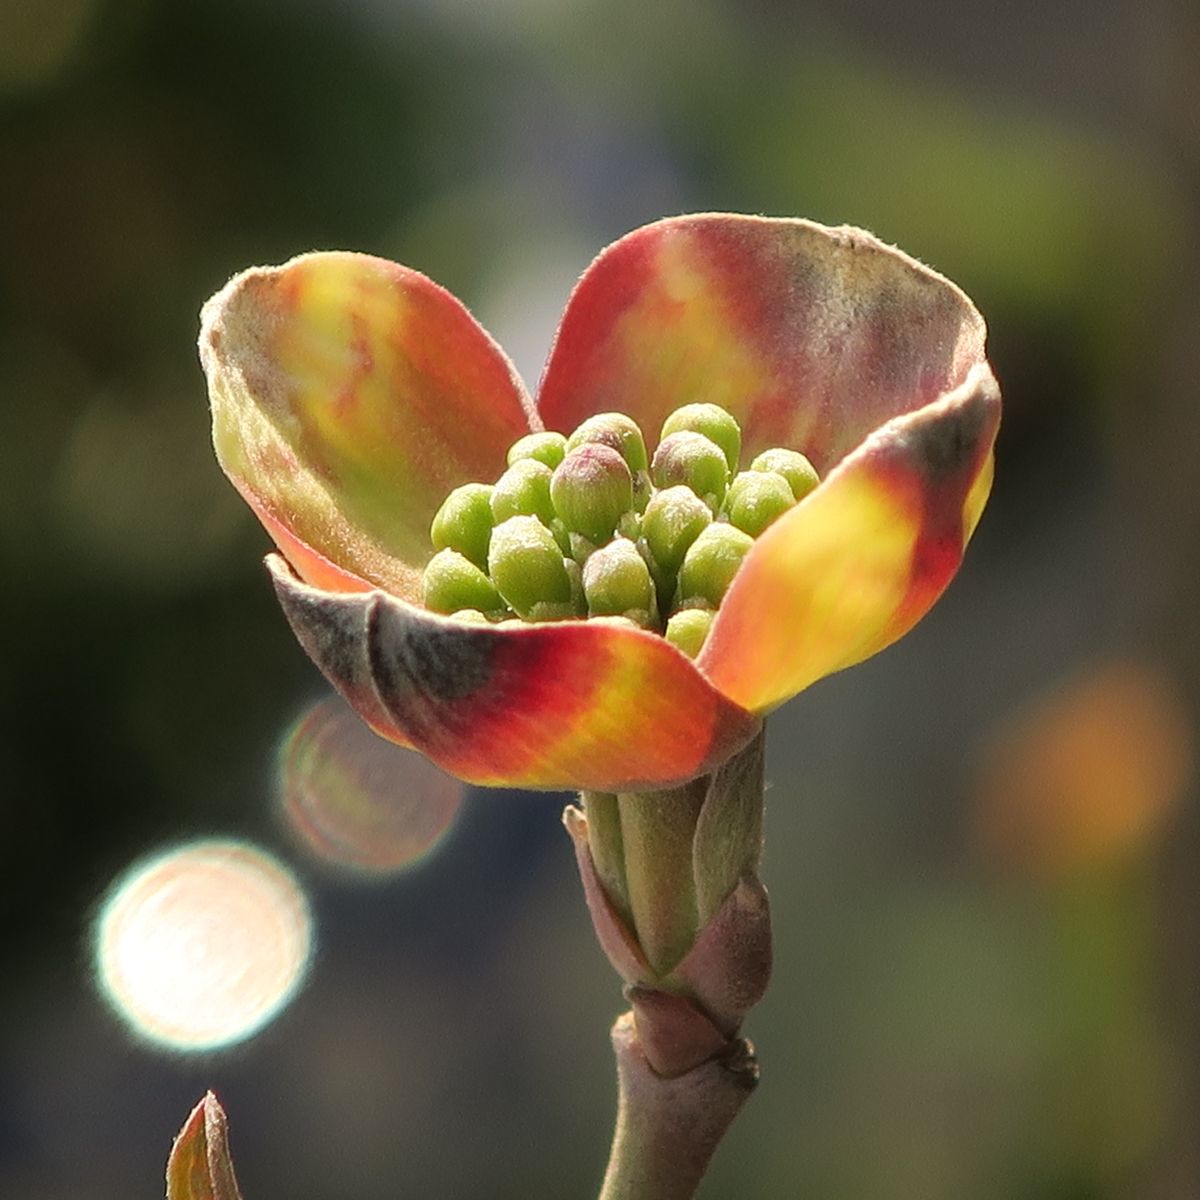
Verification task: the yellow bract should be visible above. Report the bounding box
[701,469,917,711]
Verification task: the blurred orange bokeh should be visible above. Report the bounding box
[973,658,1194,876]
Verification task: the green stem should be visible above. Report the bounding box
[573,731,771,1200]
[615,783,705,973]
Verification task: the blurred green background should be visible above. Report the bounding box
[2,0,1198,1196]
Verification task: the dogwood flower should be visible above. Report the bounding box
[199,214,999,792]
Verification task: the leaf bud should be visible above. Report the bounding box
[725,470,795,538]
[430,482,494,571]
[661,403,742,472]
[487,516,574,618]
[551,444,634,544]
[167,1093,243,1200]
[422,548,504,616]
[507,430,569,470]
[750,447,819,501]
[650,431,728,512]
[675,523,754,609]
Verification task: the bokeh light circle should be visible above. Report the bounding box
[972,658,1194,875]
[94,839,313,1052]
[277,695,465,877]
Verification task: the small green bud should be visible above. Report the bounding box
[448,608,491,625]
[676,523,754,609]
[641,485,712,580]
[507,430,568,470]
[422,548,503,615]
[548,516,572,554]
[566,412,649,473]
[551,444,634,544]
[526,600,582,622]
[651,431,729,512]
[569,531,599,565]
[661,403,742,472]
[665,608,715,658]
[430,483,494,570]
[617,509,642,542]
[583,537,655,623]
[490,458,556,526]
[487,516,573,618]
[725,470,796,538]
[564,555,585,613]
[750,447,819,501]
[589,614,643,632]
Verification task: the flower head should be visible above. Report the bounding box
[199,215,999,791]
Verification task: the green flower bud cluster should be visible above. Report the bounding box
[423,404,819,657]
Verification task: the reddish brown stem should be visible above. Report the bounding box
[598,1012,758,1200]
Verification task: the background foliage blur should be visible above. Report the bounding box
[2,0,1198,1196]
